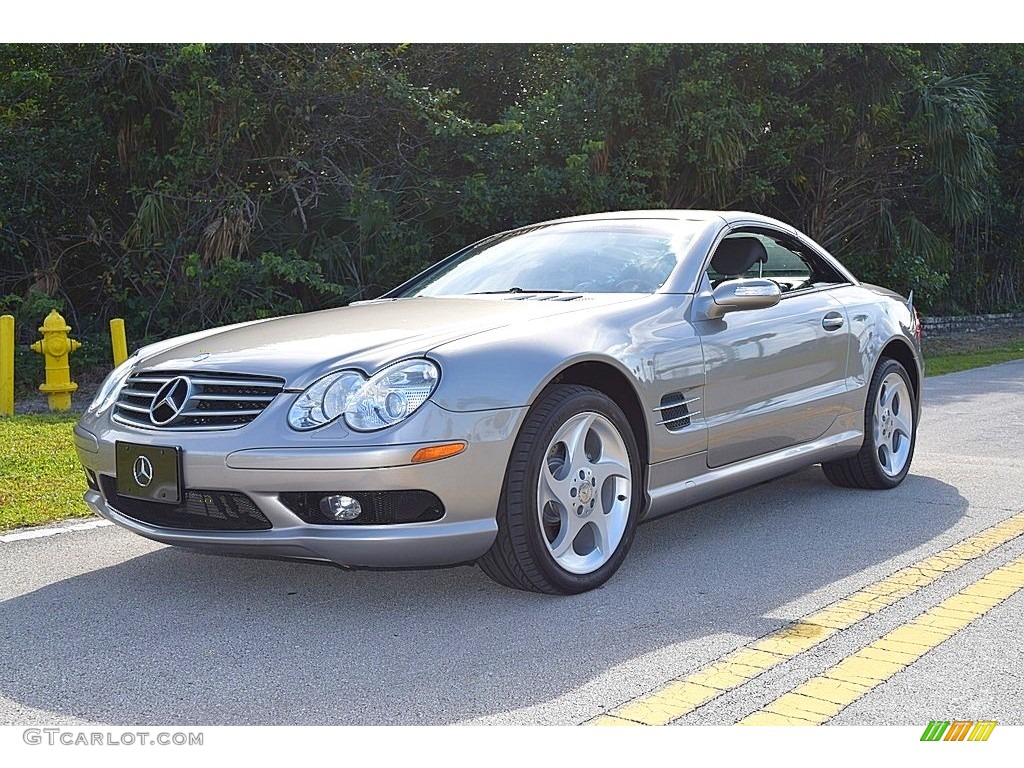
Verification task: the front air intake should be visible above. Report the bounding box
[655,391,700,432]
[99,476,272,531]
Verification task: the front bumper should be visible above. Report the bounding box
[75,401,526,568]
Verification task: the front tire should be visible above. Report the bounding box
[478,385,642,594]
[822,358,917,489]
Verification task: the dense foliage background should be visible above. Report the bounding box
[2,43,1023,351]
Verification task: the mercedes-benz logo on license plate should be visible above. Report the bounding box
[132,455,154,487]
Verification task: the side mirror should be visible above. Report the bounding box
[704,278,781,319]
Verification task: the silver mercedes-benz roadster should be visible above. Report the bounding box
[75,210,922,593]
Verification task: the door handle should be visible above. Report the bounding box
[822,312,845,331]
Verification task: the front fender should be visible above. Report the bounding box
[833,285,923,417]
[427,332,643,413]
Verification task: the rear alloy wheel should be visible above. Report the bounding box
[822,358,917,489]
[478,385,641,594]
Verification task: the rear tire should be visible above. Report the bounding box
[822,358,917,489]
[478,385,642,594]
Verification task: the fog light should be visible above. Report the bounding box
[320,494,362,521]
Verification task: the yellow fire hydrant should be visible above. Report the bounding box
[30,309,81,411]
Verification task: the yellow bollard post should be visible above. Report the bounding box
[29,309,81,411]
[0,315,14,416]
[110,318,128,367]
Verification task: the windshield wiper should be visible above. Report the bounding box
[468,288,572,295]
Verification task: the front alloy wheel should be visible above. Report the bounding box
[537,411,632,575]
[873,370,914,478]
[822,357,918,489]
[479,385,641,594]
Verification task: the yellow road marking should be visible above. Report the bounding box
[614,681,719,726]
[588,715,639,726]
[738,553,1024,725]
[587,511,1024,726]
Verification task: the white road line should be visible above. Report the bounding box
[0,519,113,543]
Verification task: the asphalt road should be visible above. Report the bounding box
[1,361,1022,726]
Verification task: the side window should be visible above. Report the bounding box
[761,238,810,284]
[707,230,847,294]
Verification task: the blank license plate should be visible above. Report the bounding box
[115,442,182,504]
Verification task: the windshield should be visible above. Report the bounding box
[397,219,703,297]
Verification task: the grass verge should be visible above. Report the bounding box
[923,340,1024,376]
[0,414,89,530]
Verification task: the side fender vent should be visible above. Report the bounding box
[654,392,700,432]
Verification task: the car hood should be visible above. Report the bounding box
[134,295,638,387]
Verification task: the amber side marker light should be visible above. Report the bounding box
[411,442,467,464]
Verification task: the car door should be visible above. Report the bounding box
[694,229,851,468]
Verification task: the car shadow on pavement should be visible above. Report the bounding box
[0,468,966,725]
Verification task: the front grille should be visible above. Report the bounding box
[279,490,445,525]
[113,370,284,431]
[99,476,272,531]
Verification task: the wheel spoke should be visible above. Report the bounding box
[563,413,596,469]
[878,444,893,474]
[592,456,629,486]
[892,411,913,441]
[549,515,582,559]
[881,382,898,410]
[539,467,571,509]
[589,513,612,556]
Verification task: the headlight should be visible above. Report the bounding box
[287,359,440,432]
[344,359,440,432]
[287,370,365,431]
[87,356,136,414]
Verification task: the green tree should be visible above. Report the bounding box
[0,43,1017,346]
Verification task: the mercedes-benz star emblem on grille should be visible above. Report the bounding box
[149,376,192,426]
[132,455,154,487]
